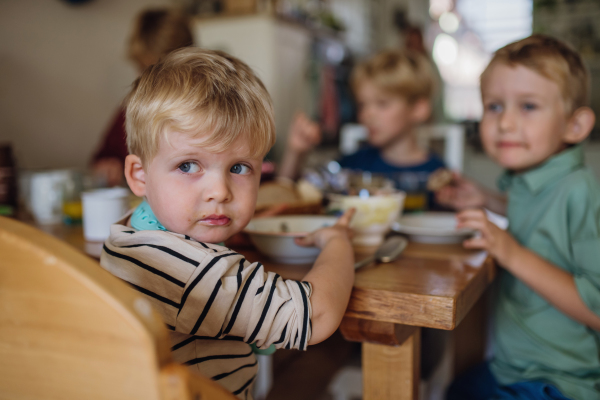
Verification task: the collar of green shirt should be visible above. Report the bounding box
[497,145,585,194]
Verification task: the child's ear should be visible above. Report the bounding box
[564,107,596,144]
[411,98,432,123]
[124,154,147,197]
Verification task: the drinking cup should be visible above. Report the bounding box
[82,188,130,241]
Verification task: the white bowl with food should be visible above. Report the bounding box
[327,190,406,247]
[244,215,338,264]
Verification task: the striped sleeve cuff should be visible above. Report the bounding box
[248,276,312,352]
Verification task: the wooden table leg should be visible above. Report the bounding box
[362,327,421,400]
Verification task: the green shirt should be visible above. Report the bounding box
[490,145,600,399]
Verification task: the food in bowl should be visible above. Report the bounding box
[244,215,338,264]
[327,191,405,247]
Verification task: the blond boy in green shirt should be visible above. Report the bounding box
[439,35,600,400]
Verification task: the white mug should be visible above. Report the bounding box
[82,188,130,242]
[29,170,72,225]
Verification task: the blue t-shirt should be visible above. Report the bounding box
[338,146,445,195]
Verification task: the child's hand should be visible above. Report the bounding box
[287,112,321,155]
[457,209,521,268]
[295,208,355,249]
[436,173,487,211]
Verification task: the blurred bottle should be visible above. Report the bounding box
[62,170,85,225]
[0,143,17,217]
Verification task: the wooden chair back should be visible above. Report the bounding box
[0,216,237,400]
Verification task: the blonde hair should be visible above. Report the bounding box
[481,34,589,115]
[126,48,276,163]
[128,8,194,66]
[351,50,435,103]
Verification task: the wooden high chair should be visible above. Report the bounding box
[0,216,237,400]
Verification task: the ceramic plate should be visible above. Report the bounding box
[392,212,476,244]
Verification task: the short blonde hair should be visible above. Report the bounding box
[481,34,589,115]
[351,50,435,103]
[128,8,194,66]
[126,48,276,163]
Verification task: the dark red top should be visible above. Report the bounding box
[92,108,128,164]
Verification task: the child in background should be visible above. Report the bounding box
[91,8,194,187]
[279,50,444,209]
[99,48,356,398]
[440,35,600,400]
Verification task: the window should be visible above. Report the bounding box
[429,0,533,120]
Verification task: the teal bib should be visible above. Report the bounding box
[130,200,167,231]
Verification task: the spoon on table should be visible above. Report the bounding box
[354,236,409,270]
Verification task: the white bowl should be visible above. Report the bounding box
[244,215,338,264]
[392,212,476,244]
[327,191,406,246]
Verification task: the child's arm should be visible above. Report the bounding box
[294,208,355,344]
[278,113,321,181]
[457,209,600,331]
[436,173,507,215]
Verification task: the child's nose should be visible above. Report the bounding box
[202,176,232,203]
[499,108,517,132]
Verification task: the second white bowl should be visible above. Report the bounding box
[327,191,406,246]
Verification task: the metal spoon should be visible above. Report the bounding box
[354,236,409,270]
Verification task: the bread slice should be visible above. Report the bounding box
[427,168,454,191]
[255,179,323,215]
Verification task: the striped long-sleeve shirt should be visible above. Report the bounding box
[100,219,312,398]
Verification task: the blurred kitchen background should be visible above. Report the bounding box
[1,0,600,191]
[2,1,600,399]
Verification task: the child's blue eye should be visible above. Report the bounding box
[522,103,537,111]
[487,103,502,112]
[231,163,251,175]
[178,162,200,173]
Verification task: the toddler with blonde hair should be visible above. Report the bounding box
[100,48,355,398]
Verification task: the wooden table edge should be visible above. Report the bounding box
[343,257,496,333]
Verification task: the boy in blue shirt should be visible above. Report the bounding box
[279,50,444,209]
[439,35,600,400]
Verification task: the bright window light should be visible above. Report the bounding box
[439,12,460,33]
[429,0,533,120]
[456,0,532,52]
[433,34,458,65]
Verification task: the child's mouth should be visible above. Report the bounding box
[497,141,525,148]
[201,215,231,226]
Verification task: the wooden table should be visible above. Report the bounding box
[35,223,495,400]
[245,242,496,400]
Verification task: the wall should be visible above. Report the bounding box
[0,0,171,170]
